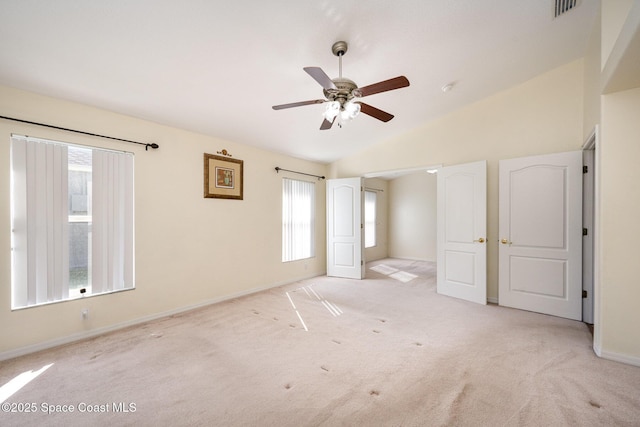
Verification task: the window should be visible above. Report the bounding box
[68,146,92,295]
[282,178,315,262]
[10,135,134,309]
[364,190,377,248]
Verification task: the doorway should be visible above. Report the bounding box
[363,166,441,266]
[337,149,594,323]
[582,127,598,325]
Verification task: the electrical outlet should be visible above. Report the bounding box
[81,308,89,319]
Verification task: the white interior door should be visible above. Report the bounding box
[582,148,594,324]
[498,151,582,320]
[327,178,364,279]
[437,161,487,304]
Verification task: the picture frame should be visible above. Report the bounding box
[204,153,244,200]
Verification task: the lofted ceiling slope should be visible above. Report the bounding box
[0,1,598,163]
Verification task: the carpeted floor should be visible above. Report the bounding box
[1,258,640,426]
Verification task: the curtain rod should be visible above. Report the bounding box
[275,167,325,180]
[0,115,159,151]
[364,187,384,192]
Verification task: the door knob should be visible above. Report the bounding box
[474,237,485,243]
[501,238,512,245]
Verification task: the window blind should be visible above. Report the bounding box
[282,178,315,262]
[92,149,135,293]
[11,136,69,307]
[10,135,134,308]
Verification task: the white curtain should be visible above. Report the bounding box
[282,178,315,262]
[11,136,69,308]
[92,150,134,293]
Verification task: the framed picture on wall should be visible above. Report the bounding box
[204,153,244,200]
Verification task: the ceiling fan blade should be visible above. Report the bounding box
[357,102,394,122]
[272,99,325,110]
[320,117,335,130]
[356,76,410,98]
[304,67,337,90]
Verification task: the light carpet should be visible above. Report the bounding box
[389,271,418,283]
[370,263,418,283]
[369,264,399,275]
[1,258,640,426]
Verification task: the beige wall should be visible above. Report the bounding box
[388,173,437,262]
[600,87,640,360]
[584,5,602,139]
[0,85,328,358]
[331,60,585,301]
[601,0,634,68]
[597,0,640,364]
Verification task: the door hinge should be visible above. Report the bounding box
[583,165,588,173]
[583,228,588,236]
[361,260,364,266]
[582,290,588,298]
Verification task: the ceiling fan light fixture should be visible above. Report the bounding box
[341,100,361,121]
[323,101,340,121]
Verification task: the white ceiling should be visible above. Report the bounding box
[0,1,598,164]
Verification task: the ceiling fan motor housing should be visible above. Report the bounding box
[324,77,359,106]
[324,41,361,107]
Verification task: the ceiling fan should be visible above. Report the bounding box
[272,41,410,130]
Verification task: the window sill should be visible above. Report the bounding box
[11,287,135,311]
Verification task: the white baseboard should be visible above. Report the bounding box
[487,297,498,304]
[0,272,324,362]
[597,347,640,368]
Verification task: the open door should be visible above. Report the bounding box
[327,177,364,279]
[582,148,594,324]
[437,161,487,304]
[498,151,582,320]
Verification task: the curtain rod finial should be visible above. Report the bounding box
[145,143,159,151]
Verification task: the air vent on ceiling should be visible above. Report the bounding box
[555,0,579,18]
